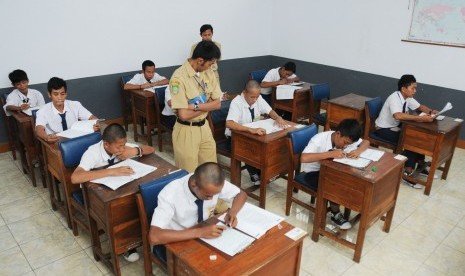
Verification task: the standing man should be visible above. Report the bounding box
[170,40,222,172]
[190,24,221,83]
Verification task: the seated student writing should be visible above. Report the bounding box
[149,162,247,263]
[301,119,369,229]
[225,80,287,185]
[35,77,99,143]
[260,61,300,105]
[71,123,154,262]
[123,60,169,90]
[375,74,438,188]
[3,69,45,115]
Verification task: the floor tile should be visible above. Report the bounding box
[0,195,50,224]
[442,226,465,254]
[34,251,102,276]
[425,244,465,275]
[0,225,18,253]
[0,246,32,276]
[8,211,64,244]
[0,182,37,206]
[361,243,422,275]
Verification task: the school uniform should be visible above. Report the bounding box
[35,100,93,134]
[127,72,166,86]
[161,87,176,129]
[260,67,297,95]
[3,88,45,116]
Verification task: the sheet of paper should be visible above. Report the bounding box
[92,159,157,190]
[143,84,169,93]
[394,154,407,161]
[333,157,371,169]
[420,102,453,117]
[288,82,304,86]
[360,148,384,162]
[200,222,255,256]
[218,202,284,239]
[285,227,307,241]
[56,129,92,139]
[276,85,302,100]
[22,105,42,116]
[57,120,98,138]
[243,118,288,134]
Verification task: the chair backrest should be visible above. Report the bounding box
[311,83,330,101]
[364,97,383,139]
[208,99,232,142]
[287,124,318,155]
[153,86,167,111]
[249,69,267,83]
[139,170,189,221]
[58,132,102,168]
[121,75,133,86]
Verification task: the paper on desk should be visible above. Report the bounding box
[243,118,289,134]
[420,102,452,118]
[276,84,302,100]
[22,105,42,116]
[288,82,304,86]
[359,148,384,162]
[333,157,371,169]
[218,202,284,239]
[57,120,98,138]
[200,222,255,256]
[143,84,169,93]
[285,227,307,241]
[92,159,157,190]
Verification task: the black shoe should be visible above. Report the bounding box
[330,212,351,230]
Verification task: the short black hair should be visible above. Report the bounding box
[336,119,362,143]
[398,74,416,91]
[47,77,67,93]
[191,40,221,61]
[200,24,213,34]
[283,62,296,73]
[142,60,155,71]
[9,69,28,85]
[102,123,127,143]
[194,162,225,188]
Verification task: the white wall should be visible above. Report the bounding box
[270,0,465,91]
[0,0,272,87]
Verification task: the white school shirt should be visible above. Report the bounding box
[302,131,362,173]
[224,93,272,137]
[127,73,166,85]
[260,67,297,95]
[162,86,175,116]
[151,174,240,230]
[35,100,93,134]
[78,141,119,171]
[375,91,420,129]
[3,89,45,116]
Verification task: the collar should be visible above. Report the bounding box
[183,174,199,203]
[51,100,69,115]
[98,141,117,162]
[240,93,257,109]
[184,60,197,78]
[397,91,407,102]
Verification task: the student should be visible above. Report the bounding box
[123,60,169,90]
[225,80,287,185]
[35,77,99,143]
[190,24,221,82]
[149,162,247,263]
[160,86,176,129]
[301,119,369,229]
[71,123,154,262]
[3,69,45,116]
[260,62,300,105]
[169,40,222,172]
[375,74,438,188]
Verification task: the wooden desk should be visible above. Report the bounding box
[398,116,462,195]
[230,123,296,208]
[84,154,177,276]
[325,93,371,130]
[131,89,157,146]
[311,151,405,262]
[166,221,306,276]
[272,83,312,123]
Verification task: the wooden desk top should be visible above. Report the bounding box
[400,116,462,133]
[166,220,306,275]
[328,93,372,110]
[85,154,177,203]
[320,150,404,184]
[230,121,297,143]
[131,89,154,98]
[10,110,32,123]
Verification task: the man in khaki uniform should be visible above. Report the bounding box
[190,24,221,83]
[170,40,222,172]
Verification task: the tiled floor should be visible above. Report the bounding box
[1,130,465,276]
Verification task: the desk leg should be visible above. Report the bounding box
[230,158,242,188]
[353,213,368,263]
[258,169,270,208]
[312,198,327,242]
[441,157,453,181]
[383,206,395,233]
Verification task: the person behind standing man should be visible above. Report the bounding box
[3,69,45,116]
[123,60,169,90]
[35,77,99,143]
[169,40,222,172]
[260,62,300,105]
[190,24,222,83]
[375,74,438,188]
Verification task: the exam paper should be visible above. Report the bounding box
[22,105,42,116]
[276,85,302,100]
[420,102,453,118]
[57,120,98,138]
[359,148,384,162]
[333,157,371,169]
[92,159,157,190]
[200,222,255,256]
[243,118,289,134]
[143,84,169,93]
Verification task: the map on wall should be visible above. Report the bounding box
[406,0,465,47]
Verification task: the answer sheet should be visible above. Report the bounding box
[243,118,289,134]
[200,222,255,256]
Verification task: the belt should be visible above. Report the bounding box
[176,118,206,127]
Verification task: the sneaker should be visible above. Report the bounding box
[123,249,140,262]
[330,212,352,230]
[403,171,423,189]
[419,168,439,179]
[250,174,260,186]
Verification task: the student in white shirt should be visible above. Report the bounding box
[161,86,176,129]
[150,162,247,263]
[375,75,438,188]
[123,60,169,90]
[260,62,300,105]
[3,69,45,116]
[71,123,154,262]
[225,80,287,184]
[35,77,99,143]
[301,119,369,229]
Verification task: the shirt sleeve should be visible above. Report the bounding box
[151,189,176,228]
[75,101,93,120]
[152,73,166,82]
[218,181,240,203]
[388,95,404,115]
[302,136,321,154]
[261,69,276,83]
[207,70,222,101]
[77,148,97,171]
[35,107,47,127]
[169,77,188,110]
[407,98,421,111]
[36,91,46,106]
[3,92,20,115]
[127,74,142,85]
[258,97,273,115]
[225,99,241,123]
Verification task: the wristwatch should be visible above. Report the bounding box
[194,103,199,111]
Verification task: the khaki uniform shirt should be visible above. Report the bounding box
[169,60,222,121]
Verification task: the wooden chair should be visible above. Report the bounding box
[207,99,233,170]
[58,132,102,236]
[273,88,311,123]
[248,69,267,83]
[152,87,175,152]
[31,109,47,188]
[120,75,133,131]
[0,92,17,160]
[136,169,189,276]
[364,97,397,152]
[310,83,330,127]
[285,124,319,215]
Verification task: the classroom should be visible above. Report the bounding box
[1,1,464,275]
